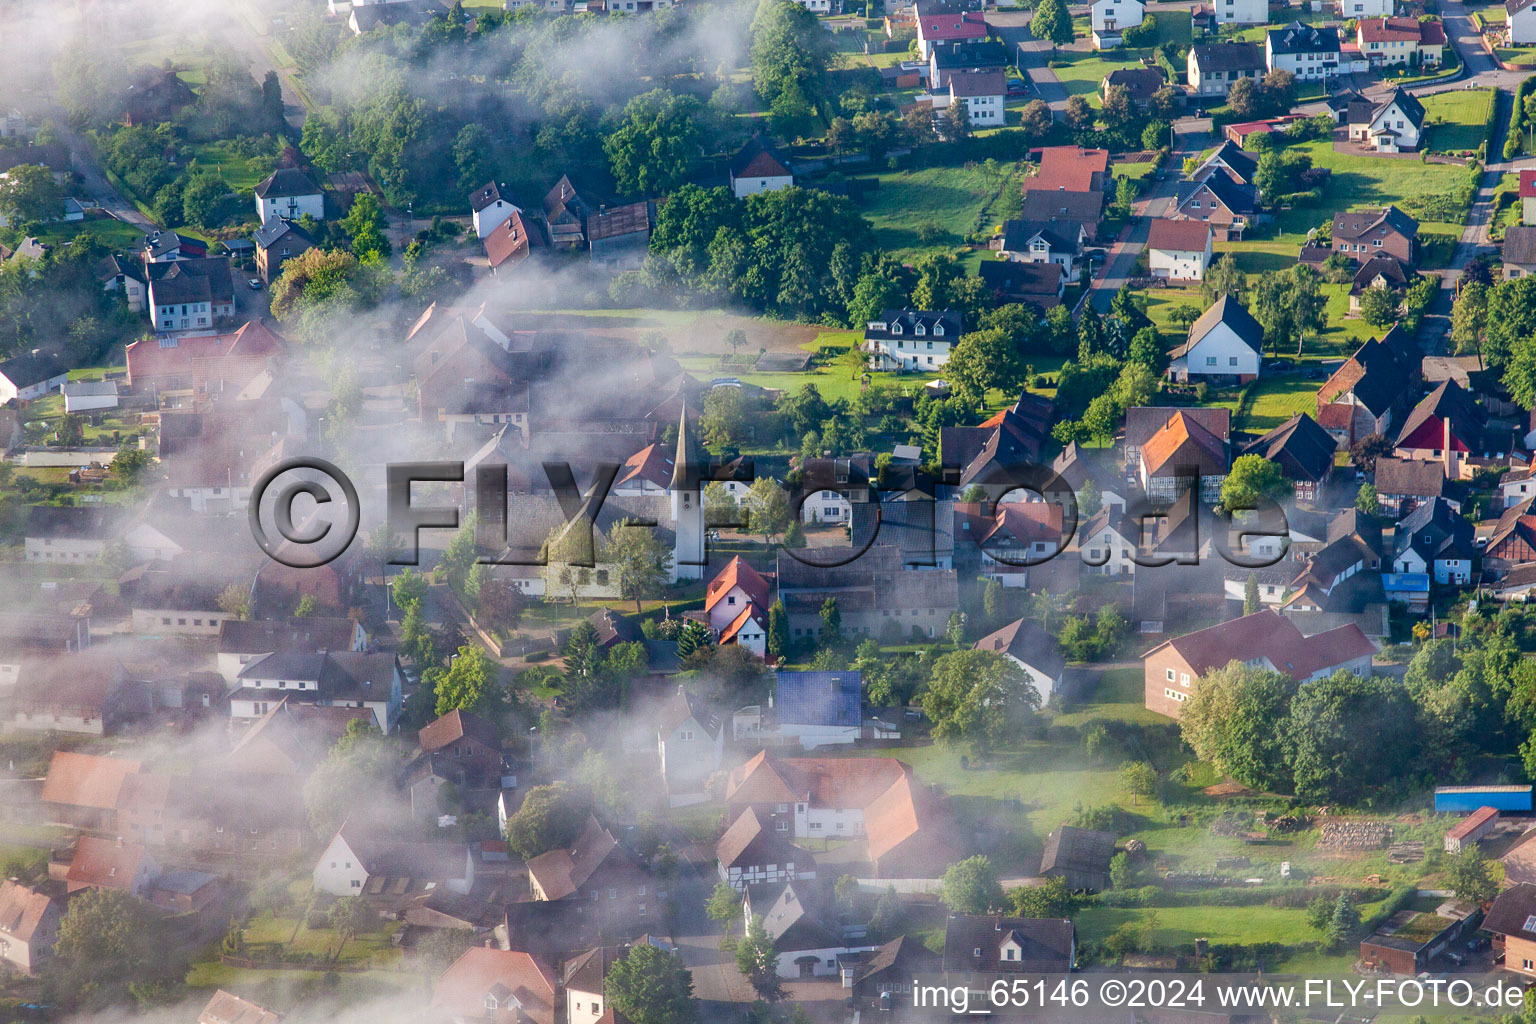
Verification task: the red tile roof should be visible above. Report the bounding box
[485,209,545,269]
[1148,610,1376,680]
[720,604,766,645]
[1446,805,1498,841]
[918,11,987,41]
[1521,170,1536,200]
[1358,16,1430,42]
[418,708,502,755]
[617,442,676,489]
[1147,218,1212,253]
[1028,146,1110,194]
[1139,410,1228,476]
[125,320,284,392]
[432,947,557,1024]
[525,816,623,901]
[66,835,151,892]
[706,556,771,614]
[0,880,57,944]
[41,751,142,810]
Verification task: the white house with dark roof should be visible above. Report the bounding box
[1090,0,1144,47]
[313,820,473,896]
[946,70,1006,126]
[1167,295,1265,383]
[253,168,323,226]
[998,218,1087,278]
[972,618,1065,702]
[656,684,724,805]
[0,349,68,404]
[1347,88,1425,152]
[468,181,520,240]
[863,309,962,371]
[1512,0,1536,44]
[1266,22,1342,78]
[1213,0,1267,23]
[1187,42,1265,93]
[232,650,402,732]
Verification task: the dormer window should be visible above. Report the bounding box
[484,995,498,1011]
[915,323,926,336]
[934,323,944,337]
[891,322,902,335]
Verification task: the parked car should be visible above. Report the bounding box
[248,278,262,290]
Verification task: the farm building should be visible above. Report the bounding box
[1359,911,1473,974]
[1434,785,1532,813]
[1443,806,1498,855]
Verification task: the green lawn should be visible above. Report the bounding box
[32,216,145,250]
[1496,45,1536,65]
[859,165,998,256]
[1268,139,1476,237]
[1421,88,1494,153]
[1048,52,1143,105]
[185,138,278,193]
[1239,377,1321,432]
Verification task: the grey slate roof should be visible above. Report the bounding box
[254,168,321,200]
[774,671,862,728]
[1190,41,1264,72]
[1267,21,1341,54]
[1174,294,1265,358]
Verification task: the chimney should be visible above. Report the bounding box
[115,836,124,848]
[484,938,494,948]
[1443,417,1453,477]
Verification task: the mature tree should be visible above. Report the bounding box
[744,476,791,543]
[608,944,700,1024]
[1244,573,1260,615]
[736,917,781,998]
[1120,761,1158,805]
[704,482,740,528]
[1358,285,1399,329]
[706,880,742,927]
[819,597,842,638]
[302,721,399,834]
[503,782,589,859]
[1064,95,1094,132]
[1228,77,1261,119]
[1262,68,1297,112]
[1450,280,1489,355]
[1324,892,1360,951]
[604,520,673,615]
[1445,846,1499,903]
[435,645,500,719]
[940,855,1003,914]
[1220,454,1291,513]
[261,69,285,131]
[1486,276,1536,371]
[1349,433,1393,474]
[922,649,1040,752]
[328,894,376,960]
[1283,670,1421,803]
[605,89,705,197]
[48,887,181,1007]
[0,163,63,226]
[340,193,391,261]
[1019,100,1054,141]
[702,385,748,447]
[1031,0,1074,48]
[218,583,252,621]
[1179,662,1298,791]
[767,600,790,659]
[945,328,1026,407]
[751,0,834,110]
[417,928,476,975]
[1355,482,1382,516]
[181,171,228,230]
[1201,255,1247,303]
[1008,876,1075,918]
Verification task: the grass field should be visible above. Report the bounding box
[1270,139,1476,237]
[1421,88,1494,153]
[859,165,1000,257]
[1239,376,1323,432]
[186,139,278,193]
[30,215,145,250]
[1049,52,1143,105]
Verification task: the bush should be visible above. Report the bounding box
[1121,14,1157,46]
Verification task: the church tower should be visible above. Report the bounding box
[669,408,706,580]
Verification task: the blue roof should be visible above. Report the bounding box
[1383,572,1431,592]
[774,671,862,728]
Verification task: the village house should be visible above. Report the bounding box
[1335,206,1418,263]
[129,577,238,637]
[1350,254,1416,311]
[848,936,941,1010]
[125,318,284,396]
[1187,42,1265,96]
[1089,0,1144,47]
[313,820,474,897]
[217,616,366,684]
[1520,170,1536,224]
[941,915,1076,986]
[1170,172,1259,240]
[469,181,520,239]
[232,650,404,733]
[929,40,1008,88]
[14,653,146,735]
[1194,140,1260,188]
[1101,67,1167,108]
[972,618,1066,702]
[1239,413,1338,501]
[945,70,1006,126]
[1479,884,1536,977]
[1505,225,1536,280]
[198,991,282,1024]
[431,946,558,1024]
[863,309,963,372]
[64,835,159,896]
[1512,0,1536,45]
[1143,609,1377,717]
[1355,17,1445,67]
[1212,0,1268,23]
[1040,825,1117,891]
[254,218,315,285]
[1393,378,1508,481]
[484,209,548,273]
[914,10,987,59]
[704,556,771,658]
[146,257,236,333]
[954,501,1067,586]
[716,807,817,891]
[1485,496,1536,576]
[139,230,206,266]
[1391,497,1476,584]
[1019,190,1103,237]
[254,168,324,226]
[1167,295,1265,385]
[587,202,652,272]
[1375,456,1464,518]
[525,816,652,930]
[417,709,504,787]
[774,670,862,748]
[97,254,147,314]
[0,349,68,404]
[745,880,877,979]
[1316,328,1421,446]
[1266,22,1342,79]
[1026,146,1110,196]
[542,175,592,249]
[0,879,60,976]
[656,684,724,806]
[726,750,952,877]
[998,216,1088,278]
[1135,409,1231,503]
[944,392,1058,483]
[1346,88,1426,152]
[1146,219,1213,282]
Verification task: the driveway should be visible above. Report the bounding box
[989,11,1070,116]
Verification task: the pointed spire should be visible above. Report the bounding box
[670,407,701,491]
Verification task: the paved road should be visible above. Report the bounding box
[48,115,156,232]
[990,11,1071,115]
